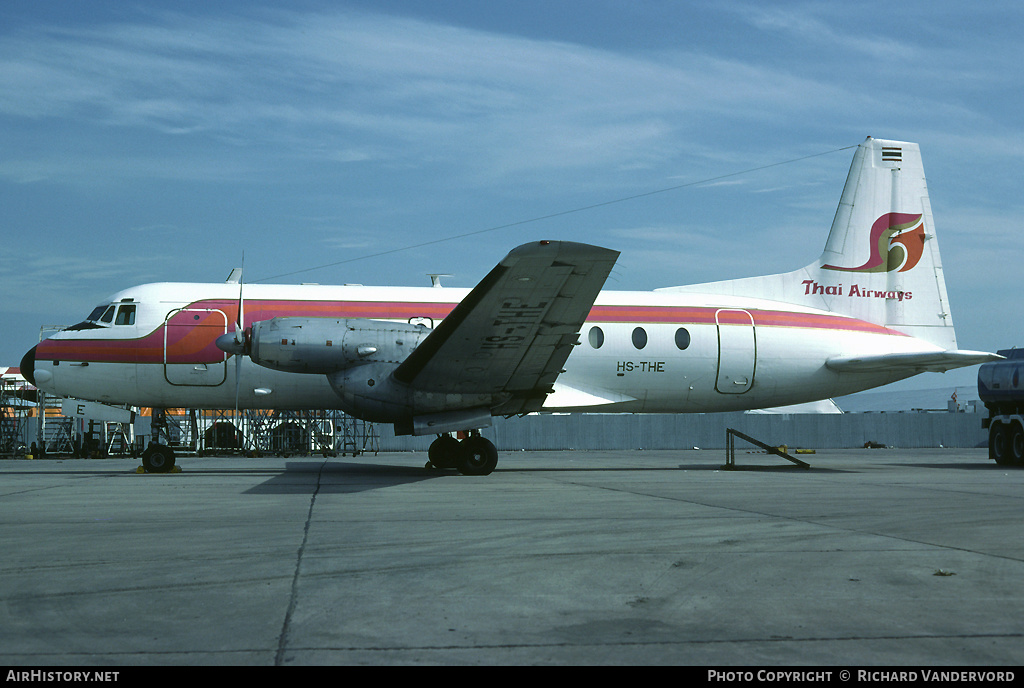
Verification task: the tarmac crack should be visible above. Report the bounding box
[274,457,328,666]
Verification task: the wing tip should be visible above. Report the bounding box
[505,240,620,264]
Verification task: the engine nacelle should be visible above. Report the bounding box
[326,361,496,432]
[245,317,498,434]
[248,317,430,374]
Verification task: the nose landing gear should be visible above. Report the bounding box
[141,443,177,473]
[427,432,498,476]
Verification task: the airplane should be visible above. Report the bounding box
[20,137,1000,475]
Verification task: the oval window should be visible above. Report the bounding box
[675,327,691,350]
[588,326,604,349]
[632,327,647,350]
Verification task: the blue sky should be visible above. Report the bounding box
[3,1,1021,395]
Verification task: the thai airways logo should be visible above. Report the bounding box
[823,212,926,273]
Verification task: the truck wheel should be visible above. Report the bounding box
[990,424,1011,465]
[1011,422,1024,466]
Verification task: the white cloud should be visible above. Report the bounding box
[0,7,895,188]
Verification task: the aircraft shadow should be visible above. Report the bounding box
[245,459,445,495]
[243,460,855,494]
[0,456,858,492]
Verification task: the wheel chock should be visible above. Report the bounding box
[135,465,183,474]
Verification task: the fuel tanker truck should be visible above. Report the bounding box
[979,349,1024,465]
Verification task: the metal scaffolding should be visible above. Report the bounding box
[146,408,379,458]
[1,375,31,457]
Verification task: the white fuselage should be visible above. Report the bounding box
[29,280,935,414]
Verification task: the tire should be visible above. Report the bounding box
[1011,422,1024,466]
[990,423,1011,465]
[456,436,498,476]
[142,444,176,473]
[428,435,460,469]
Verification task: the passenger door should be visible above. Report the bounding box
[715,309,755,394]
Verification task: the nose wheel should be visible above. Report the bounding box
[427,433,498,476]
[141,443,177,473]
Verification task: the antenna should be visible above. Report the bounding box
[428,274,451,288]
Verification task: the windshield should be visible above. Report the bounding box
[65,303,137,331]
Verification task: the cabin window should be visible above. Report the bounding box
[98,305,116,324]
[588,326,604,349]
[115,305,136,326]
[675,327,691,350]
[632,327,647,350]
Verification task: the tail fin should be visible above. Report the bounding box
[662,137,957,349]
[812,137,954,348]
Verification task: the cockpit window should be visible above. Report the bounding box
[114,305,136,326]
[66,304,111,331]
[66,303,135,331]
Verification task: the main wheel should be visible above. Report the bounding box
[142,443,176,473]
[456,436,498,476]
[428,434,460,469]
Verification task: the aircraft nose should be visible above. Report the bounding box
[20,345,36,386]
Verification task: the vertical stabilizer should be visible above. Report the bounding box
[661,137,957,349]
[812,137,954,348]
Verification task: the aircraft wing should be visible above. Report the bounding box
[393,240,619,415]
[826,349,1002,374]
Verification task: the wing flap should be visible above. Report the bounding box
[827,349,1002,374]
[394,241,618,413]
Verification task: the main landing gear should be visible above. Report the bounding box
[427,432,499,476]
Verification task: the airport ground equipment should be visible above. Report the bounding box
[724,427,810,470]
[978,349,1024,465]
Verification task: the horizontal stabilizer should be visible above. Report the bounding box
[827,350,1003,374]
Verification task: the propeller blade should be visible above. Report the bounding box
[234,256,244,418]
[234,349,243,415]
[235,258,245,345]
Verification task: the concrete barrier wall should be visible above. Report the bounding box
[16,410,987,456]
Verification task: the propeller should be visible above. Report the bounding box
[215,271,250,356]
